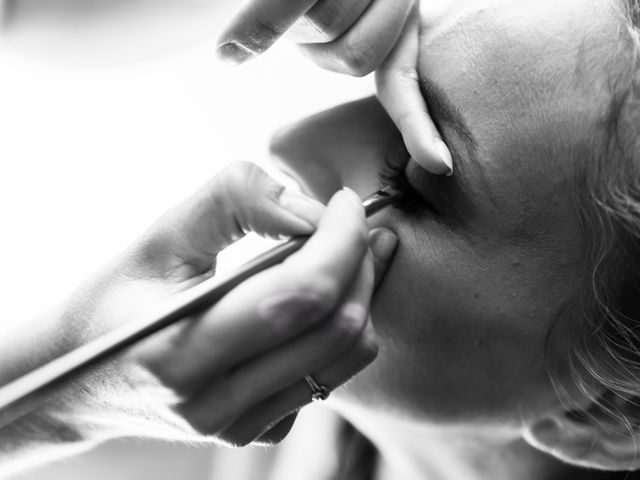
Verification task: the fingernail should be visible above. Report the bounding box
[278,189,325,228]
[369,229,398,264]
[216,42,255,66]
[341,187,364,210]
[435,138,454,176]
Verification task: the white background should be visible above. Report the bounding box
[0,0,374,323]
[0,1,372,478]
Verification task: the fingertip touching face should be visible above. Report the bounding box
[274,0,628,429]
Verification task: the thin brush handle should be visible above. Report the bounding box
[0,186,399,427]
[0,237,306,427]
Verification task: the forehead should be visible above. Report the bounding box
[417,0,622,236]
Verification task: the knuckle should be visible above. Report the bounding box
[215,161,254,202]
[221,161,284,234]
[297,276,342,313]
[330,305,368,347]
[245,18,287,52]
[263,179,286,206]
[261,292,327,338]
[227,161,282,204]
[340,42,377,77]
[375,67,419,98]
[218,160,250,180]
[240,165,283,212]
[221,161,260,190]
[306,2,347,40]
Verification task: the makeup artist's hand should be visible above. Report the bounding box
[217,1,453,174]
[112,162,397,446]
[216,0,416,76]
[0,161,396,467]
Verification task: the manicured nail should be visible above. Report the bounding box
[278,189,324,228]
[341,187,364,209]
[435,138,454,176]
[369,229,398,264]
[216,42,255,66]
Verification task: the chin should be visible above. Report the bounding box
[330,349,558,433]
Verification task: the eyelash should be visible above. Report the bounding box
[378,156,440,217]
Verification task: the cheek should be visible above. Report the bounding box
[341,217,570,424]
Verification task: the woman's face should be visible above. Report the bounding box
[274,0,623,427]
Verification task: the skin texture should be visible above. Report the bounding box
[350,0,622,424]
[271,0,629,477]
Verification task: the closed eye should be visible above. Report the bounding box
[378,155,443,217]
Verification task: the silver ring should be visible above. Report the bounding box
[304,375,330,402]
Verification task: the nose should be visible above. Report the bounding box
[269,96,403,203]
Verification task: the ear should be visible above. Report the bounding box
[524,391,640,471]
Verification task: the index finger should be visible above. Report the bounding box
[135,189,369,394]
[216,0,318,65]
[375,4,453,175]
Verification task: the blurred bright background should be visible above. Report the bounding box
[0,1,373,478]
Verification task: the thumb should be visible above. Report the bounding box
[369,228,399,289]
[146,162,325,275]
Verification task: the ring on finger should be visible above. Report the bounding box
[304,374,330,402]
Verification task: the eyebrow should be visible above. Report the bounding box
[419,76,501,211]
[419,77,477,148]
